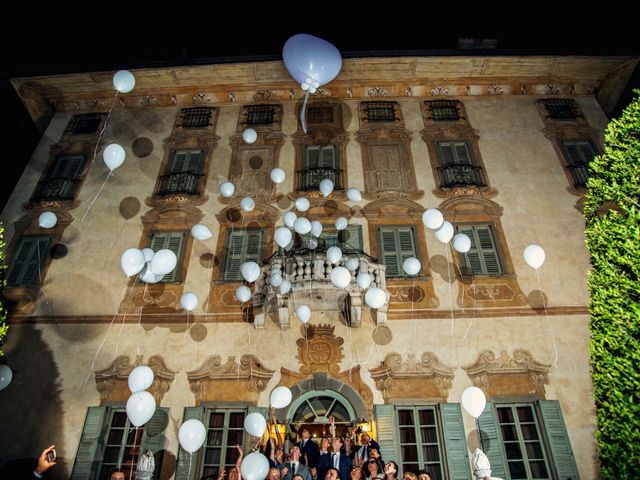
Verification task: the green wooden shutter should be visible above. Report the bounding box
[537,400,580,480]
[577,142,596,164]
[476,403,508,480]
[7,236,51,286]
[175,407,206,480]
[453,142,473,165]
[340,225,363,253]
[378,228,400,277]
[170,151,189,173]
[71,406,110,479]
[224,230,247,281]
[438,143,456,166]
[475,226,502,275]
[457,226,482,275]
[320,146,337,169]
[563,141,595,167]
[397,227,417,270]
[139,407,170,480]
[440,404,471,480]
[150,233,185,282]
[305,146,320,169]
[244,230,263,264]
[185,150,203,173]
[50,154,85,179]
[374,404,400,466]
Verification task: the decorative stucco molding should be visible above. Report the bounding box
[296,324,344,376]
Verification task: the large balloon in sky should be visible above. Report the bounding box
[282,34,342,90]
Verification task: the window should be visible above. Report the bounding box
[65,113,104,134]
[298,225,363,254]
[542,99,578,120]
[32,154,86,201]
[426,101,461,121]
[201,409,246,478]
[71,406,168,480]
[245,105,276,126]
[397,407,444,480]
[178,107,213,129]
[363,101,397,122]
[149,232,186,282]
[157,150,204,196]
[300,145,341,190]
[307,105,334,124]
[496,404,551,479]
[377,226,418,278]
[6,236,51,286]
[222,229,264,281]
[456,225,502,276]
[560,140,596,188]
[436,142,486,188]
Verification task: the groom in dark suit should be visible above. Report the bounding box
[279,446,313,480]
[318,436,352,480]
[297,427,319,467]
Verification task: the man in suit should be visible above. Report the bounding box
[355,433,381,465]
[318,436,352,480]
[297,427,319,467]
[279,446,313,480]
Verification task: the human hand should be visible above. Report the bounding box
[218,467,227,480]
[280,468,289,478]
[35,445,56,474]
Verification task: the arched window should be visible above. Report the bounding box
[288,390,356,438]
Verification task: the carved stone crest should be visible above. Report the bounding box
[296,324,344,375]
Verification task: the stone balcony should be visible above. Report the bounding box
[252,250,388,328]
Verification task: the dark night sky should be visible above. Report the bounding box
[1,14,638,210]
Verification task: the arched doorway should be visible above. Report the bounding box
[287,389,357,438]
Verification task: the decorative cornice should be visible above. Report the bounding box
[369,352,455,399]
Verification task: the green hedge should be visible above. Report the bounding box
[0,224,7,356]
[584,91,640,479]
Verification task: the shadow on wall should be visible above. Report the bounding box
[0,325,67,479]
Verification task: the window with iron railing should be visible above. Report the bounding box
[64,113,104,135]
[307,105,334,124]
[362,101,397,123]
[426,100,461,121]
[560,140,596,188]
[31,154,86,202]
[177,107,214,129]
[245,105,276,126]
[435,142,486,189]
[299,145,341,190]
[542,99,578,120]
[157,150,204,196]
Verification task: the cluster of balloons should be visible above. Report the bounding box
[126,366,156,427]
[38,211,57,229]
[120,247,177,284]
[422,208,471,253]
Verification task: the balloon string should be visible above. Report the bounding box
[300,90,311,133]
[188,452,192,480]
[129,426,137,480]
[81,171,113,222]
[183,310,190,346]
[445,246,455,335]
[80,89,119,177]
[536,269,558,367]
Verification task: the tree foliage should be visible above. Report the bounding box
[584,91,640,479]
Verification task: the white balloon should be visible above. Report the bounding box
[270,386,293,409]
[103,143,126,171]
[126,391,156,427]
[295,197,310,212]
[319,178,334,197]
[422,208,444,230]
[270,273,283,288]
[365,287,386,309]
[244,412,267,437]
[345,258,360,272]
[219,181,235,198]
[113,70,136,93]
[434,221,454,243]
[150,249,177,276]
[0,365,13,391]
[243,128,258,144]
[141,248,155,262]
[461,386,487,419]
[270,168,286,184]
[283,211,297,229]
[306,237,319,249]
[296,304,311,323]
[356,272,373,289]
[310,221,323,238]
[453,233,472,253]
[180,292,198,312]
[139,263,164,284]
[128,366,154,393]
[279,280,292,295]
[38,211,57,229]
[240,262,261,283]
[240,197,256,212]
[236,285,252,303]
[331,266,352,288]
[274,227,293,248]
[335,217,348,230]
[524,244,546,269]
[120,248,146,277]
[191,224,213,241]
[346,188,362,202]
[326,246,342,265]
[179,419,207,454]
[403,257,421,276]
[294,218,312,235]
[241,452,270,480]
